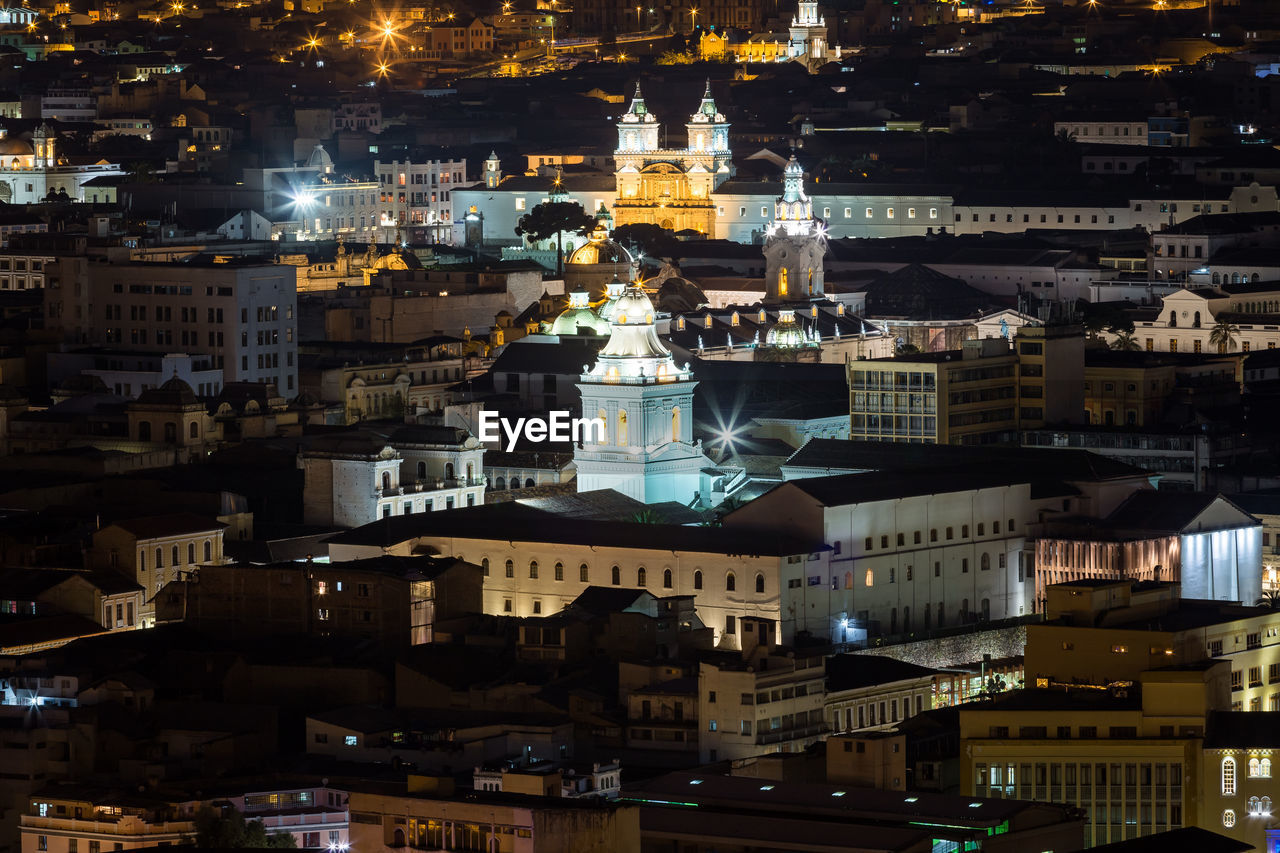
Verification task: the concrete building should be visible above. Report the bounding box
[373,155,467,244]
[697,621,827,762]
[300,428,485,527]
[43,257,299,394]
[825,655,939,734]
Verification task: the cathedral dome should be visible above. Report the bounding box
[0,135,32,157]
[585,284,692,383]
[136,376,198,406]
[568,231,633,267]
[766,309,809,348]
[550,288,610,336]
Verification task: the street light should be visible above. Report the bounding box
[690,6,698,30]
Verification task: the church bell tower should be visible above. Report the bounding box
[575,284,707,504]
[763,156,826,303]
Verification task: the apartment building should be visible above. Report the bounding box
[284,178,382,242]
[372,156,467,243]
[87,513,229,627]
[1027,581,1278,712]
[697,622,827,763]
[825,655,938,734]
[43,257,299,393]
[847,325,1085,446]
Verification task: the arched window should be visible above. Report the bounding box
[496,476,506,489]
[579,563,589,583]
[554,562,564,581]
[529,560,538,579]
[526,478,535,488]
[1263,796,1272,814]
[1263,758,1272,778]
[637,567,646,586]
[617,410,628,446]
[481,558,490,576]
[663,568,672,588]
[1193,311,1201,328]
[1249,797,1260,815]
[1223,757,1237,795]
[1250,758,1260,778]
[807,267,814,295]
[155,547,164,569]
[726,572,736,592]
[203,540,211,562]
[505,559,514,578]
[778,267,788,297]
[693,570,703,590]
[188,543,195,564]
[1254,273,1261,283]
[611,565,621,585]
[381,471,391,490]
[417,461,427,480]
[1169,312,1177,327]
[189,421,199,439]
[755,573,765,594]
[1213,272,1220,284]
[172,545,179,567]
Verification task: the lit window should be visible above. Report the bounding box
[1223,809,1236,828]
[929,208,938,219]
[865,207,873,218]
[908,208,916,219]
[1223,758,1237,795]
[864,569,874,587]
[887,208,894,219]
[344,735,357,746]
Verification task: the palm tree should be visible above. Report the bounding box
[1111,331,1141,351]
[1209,320,1241,353]
[1258,590,1280,610]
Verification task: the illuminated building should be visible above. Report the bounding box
[613,82,733,236]
[574,283,709,504]
[0,125,123,204]
[763,156,826,304]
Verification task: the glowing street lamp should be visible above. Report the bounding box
[689,6,698,30]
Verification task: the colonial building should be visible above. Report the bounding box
[0,125,123,204]
[763,155,826,304]
[613,82,733,235]
[299,427,485,527]
[87,513,229,627]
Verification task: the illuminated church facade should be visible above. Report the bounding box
[613,82,734,236]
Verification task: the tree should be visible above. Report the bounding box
[1258,590,1280,610]
[1111,331,1141,351]
[514,200,595,276]
[194,807,297,849]
[630,509,667,524]
[1209,320,1241,353]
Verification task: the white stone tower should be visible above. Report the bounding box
[483,151,501,188]
[575,284,708,505]
[763,155,826,303]
[616,83,660,155]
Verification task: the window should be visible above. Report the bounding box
[694,570,703,589]
[611,565,620,585]
[726,572,736,591]
[1223,757,1237,794]
[755,573,764,593]
[481,558,489,576]
[1223,809,1236,828]
[505,559,514,578]
[529,560,538,579]
[580,563,589,582]
[637,567,646,586]
[554,562,564,581]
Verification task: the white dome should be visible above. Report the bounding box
[584,285,693,384]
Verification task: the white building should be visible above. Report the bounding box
[574,284,710,505]
[44,257,299,393]
[40,89,96,122]
[373,156,468,243]
[300,428,485,527]
[0,125,123,204]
